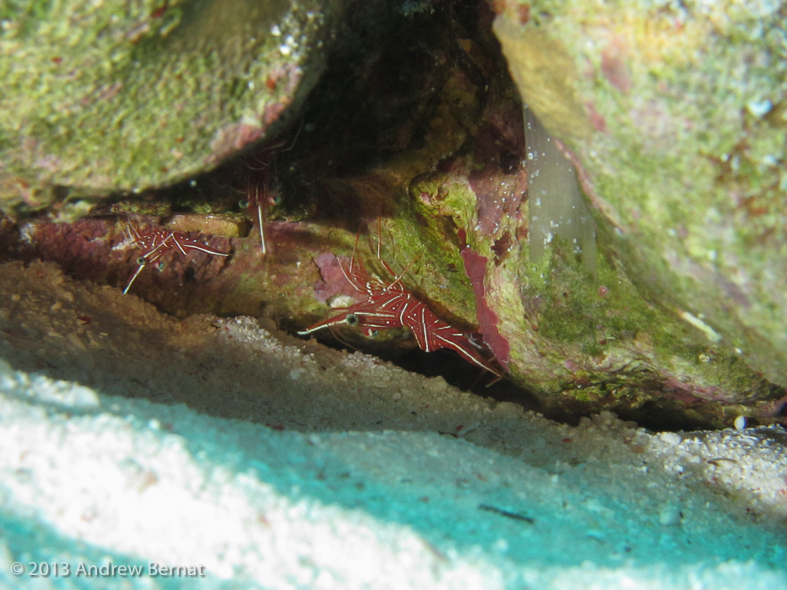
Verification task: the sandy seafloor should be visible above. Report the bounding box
[0,260,784,589]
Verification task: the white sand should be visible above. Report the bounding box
[0,260,784,589]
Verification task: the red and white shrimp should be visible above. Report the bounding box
[244,149,276,255]
[243,123,302,254]
[299,227,504,379]
[121,224,229,294]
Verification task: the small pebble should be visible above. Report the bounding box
[659,432,681,446]
[659,504,682,526]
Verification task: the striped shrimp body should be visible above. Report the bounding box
[121,225,229,294]
[244,151,275,256]
[243,124,302,255]
[299,233,504,379]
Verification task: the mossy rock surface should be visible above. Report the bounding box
[493,0,787,387]
[0,0,348,213]
[2,1,782,429]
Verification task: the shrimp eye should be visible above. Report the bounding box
[365,329,378,339]
[238,199,249,209]
[136,257,146,266]
[156,262,166,271]
[345,313,359,326]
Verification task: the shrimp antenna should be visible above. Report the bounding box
[371,217,420,290]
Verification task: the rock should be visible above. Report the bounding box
[1,1,782,429]
[0,0,350,214]
[492,0,786,387]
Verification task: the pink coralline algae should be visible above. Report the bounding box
[468,161,527,238]
[312,253,365,304]
[600,38,632,93]
[460,247,511,367]
[466,123,527,238]
[207,122,265,165]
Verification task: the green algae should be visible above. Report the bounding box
[407,149,776,426]
[5,0,781,428]
[0,0,348,214]
[494,0,787,387]
[283,3,780,425]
